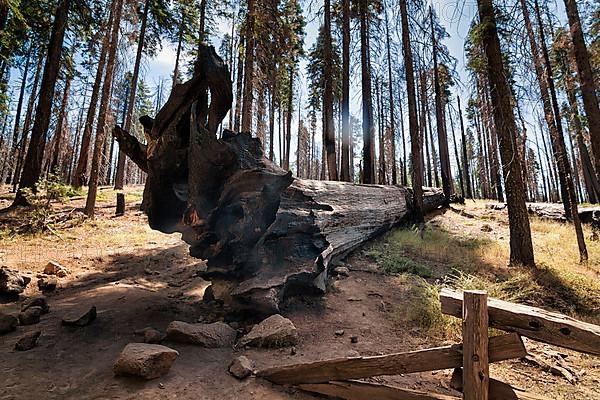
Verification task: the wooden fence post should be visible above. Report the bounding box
[462,290,489,400]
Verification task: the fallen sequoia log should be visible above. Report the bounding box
[485,202,600,224]
[113,44,446,314]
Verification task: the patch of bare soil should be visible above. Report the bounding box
[1,188,599,399]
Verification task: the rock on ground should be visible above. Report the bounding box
[37,277,57,292]
[43,261,69,277]
[15,330,41,351]
[62,306,96,327]
[0,267,30,297]
[239,314,298,348]
[166,321,236,348]
[228,356,254,379]
[113,343,179,379]
[144,328,166,344]
[0,313,18,334]
[18,306,42,325]
[21,295,49,314]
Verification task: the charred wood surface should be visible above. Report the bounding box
[113,44,446,313]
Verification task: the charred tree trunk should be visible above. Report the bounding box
[340,0,351,182]
[359,0,374,183]
[458,96,472,199]
[113,44,446,315]
[477,0,535,267]
[13,0,71,206]
[562,0,600,182]
[84,0,123,217]
[73,16,110,187]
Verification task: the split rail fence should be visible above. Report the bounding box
[257,288,600,399]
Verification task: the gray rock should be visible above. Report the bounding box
[15,330,41,351]
[0,267,30,296]
[0,313,18,334]
[113,343,179,379]
[481,224,493,232]
[166,321,236,348]
[350,335,358,343]
[43,261,69,277]
[37,277,57,292]
[62,306,96,327]
[239,314,298,348]
[18,306,42,325]
[21,295,49,314]
[335,329,345,336]
[228,356,254,379]
[144,329,166,344]
[333,266,350,277]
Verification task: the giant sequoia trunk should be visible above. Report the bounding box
[113,45,445,314]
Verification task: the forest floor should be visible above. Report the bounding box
[0,185,599,400]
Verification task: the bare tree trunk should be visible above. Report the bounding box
[400,0,422,220]
[323,0,338,180]
[458,96,472,198]
[234,36,245,133]
[74,17,110,187]
[115,0,149,190]
[448,102,464,198]
[284,68,293,171]
[562,0,600,181]
[477,0,535,266]
[13,53,43,192]
[340,0,351,182]
[85,0,123,217]
[172,10,185,88]
[534,0,587,262]
[13,0,71,206]
[431,8,452,202]
[419,72,431,187]
[241,0,255,132]
[8,49,31,184]
[359,0,374,183]
[50,73,71,172]
[385,6,396,184]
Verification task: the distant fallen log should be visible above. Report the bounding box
[485,202,600,224]
[113,44,446,313]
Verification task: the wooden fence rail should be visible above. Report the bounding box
[258,289,600,400]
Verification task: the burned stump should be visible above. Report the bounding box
[113,44,445,314]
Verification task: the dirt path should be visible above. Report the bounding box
[1,188,599,399]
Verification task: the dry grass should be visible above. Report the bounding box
[376,201,600,339]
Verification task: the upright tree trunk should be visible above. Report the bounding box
[419,72,431,187]
[85,0,124,217]
[241,0,255,132]
[458,96,473,198]
[562,0,600,181]
[73,16,111,187]
[115,0,150,190]
[534,0,587,262]
[284,68,294,171]
[8,49,31,183]
[359,0,374,183]
[50,73,72,172]
[234,35,245,133]
[431,8,452,202]
[172,10,185,88]
[385,7,396,184]
[400,0,422,221]
[520,0,570,215]
[448,102,464,198]
[13,53,44,192]
[340,0,351,182]
[477,0,535,266]
[14,0,71,206]
[323,0,338,180]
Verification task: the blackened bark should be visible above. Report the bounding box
[14,0,71,206]
[477,0,534,266]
